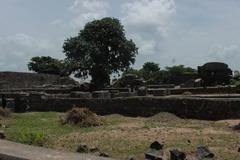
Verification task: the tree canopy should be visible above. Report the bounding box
[63,17,138,89]
[123,63,197,84]
[28,56,71,76]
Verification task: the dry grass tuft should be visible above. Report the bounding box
[60,107,101,127]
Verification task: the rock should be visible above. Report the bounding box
[89,147,100,153]
[233,123,240,130]
[145,149,164,160]
[170,149,186,160]
[0,130,5,139]
[196,145,214,160]
[150,141,164,150]
[145,141,165,160]
[0,124,8,128]
[126,155,137,160]
[76,144,89,153]
[99,152,110,157]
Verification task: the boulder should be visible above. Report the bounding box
[170,149,186,160]
[150,141,164,150]
[145,149,164,160]
[196,145,214,160]
[145,141,165,160]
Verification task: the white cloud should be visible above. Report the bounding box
[209,44,240,60]
[69,0,110,28]
[208,44,240,69]
[0,34,56,71]
[121,0,176,55]
[50,19,63,25]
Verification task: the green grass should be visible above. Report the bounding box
[3,112,117,146]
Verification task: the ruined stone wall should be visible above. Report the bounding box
[27,95,240,120]
[0,72,77,89]
[148,86,240,96]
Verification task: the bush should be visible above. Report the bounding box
[60,107,101,127]
[0,107,10,117]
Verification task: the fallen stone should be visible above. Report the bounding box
[1,124,8,128]
[196,145,214,160]
[233,123,240,130]
[170,149,186,160]
[90,147,100,153]
[99,152,110,157]
[150,141,164,150]
[76,144,89,153]
[145,149,164,160]
[0,130,5,139]
[145,141,165,160]
[126,155,137,160]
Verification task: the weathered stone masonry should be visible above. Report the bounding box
[28,95,240,120]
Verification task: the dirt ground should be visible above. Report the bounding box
[45,113,240,160]
[1,112,239,159]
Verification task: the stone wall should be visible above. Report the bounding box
[148,86,240,96]
[27,95,240,120]
[0,72,77,89]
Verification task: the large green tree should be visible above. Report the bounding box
[63,17,138,89]
[28,56,72,76]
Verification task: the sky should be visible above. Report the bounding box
[1,0,240,72]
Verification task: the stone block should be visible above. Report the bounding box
[70,92,91,98]
[92,91,111,99]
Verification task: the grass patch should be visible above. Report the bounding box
[3,112,119,146]
[2,112,239,160]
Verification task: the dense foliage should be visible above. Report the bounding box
[63,17,138,89]
[28,56,72,76]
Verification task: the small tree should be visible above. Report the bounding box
[63,17,138,89]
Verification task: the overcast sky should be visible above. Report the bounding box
[1,0,240,72]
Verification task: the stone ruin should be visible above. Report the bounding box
[0,65,239,120]
[198,62,232,86]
